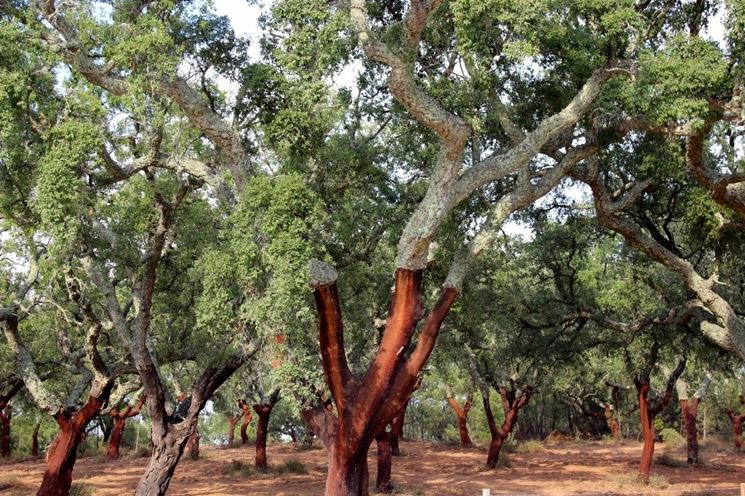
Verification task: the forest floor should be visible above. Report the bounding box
[1,439,743,495]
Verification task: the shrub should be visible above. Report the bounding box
[659,428,685,449]
[69,484,93,496]
[279,458,308,474]
[224,459,254,477]
[616,472,669,489]
[516,440,545,454]
[656,451,686,467]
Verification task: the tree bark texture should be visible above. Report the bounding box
[37,395,107,496]
[107,395,146,459]
[446,394,474,447]
[311,267,458,496]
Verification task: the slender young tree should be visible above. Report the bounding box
[445,393,474,448]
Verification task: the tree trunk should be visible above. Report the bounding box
[726,410,745,450]
[238,400,252,446]
[37,396,104,496]
[446,395,474,448]
[310,266,458,496]
[107,417,127,460]
[390,411,403,457]
[375,433,393,493]
[680,398,700,464]
[0,405,10,457]
[325,442,369,496]
[32,421,41,457]
[637,382,655,484]
[253,399,276,469]
[187,429,200,459]
[482,385,533,469]
[227,415,238,446]
[134,431,189,496]
[486,431,506,469]
[603,403,620,441]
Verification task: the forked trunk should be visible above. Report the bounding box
[0,406,10,457]
[107,417,127,460]
[326,443,370,496]
[32,422,41,457]
[311,267,457,496]
[38,396,104,496]
[446,395,474,448]
[482,385,532,469]
[680,398,700,464]
[375,433,393,493]
[637,382,655,484]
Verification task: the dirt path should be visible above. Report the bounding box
[1,440,742,495]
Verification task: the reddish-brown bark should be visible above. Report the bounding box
[603,403,620,440]
[634,358,685,485]
[0,405,10,458]
[107,395,146,460]
[312,269,458,495]
[637,382,655,483]
[253,390,279,469]
[0,378,23,458]
[38,393,110,496]
[389,406,406,457]
[32,421,41,457]
[446,394,474,447]
[375,431,393,493]
[680,398,701,464]
[238,399,253,446]
[725,408,745,450]
[482,385,534,468]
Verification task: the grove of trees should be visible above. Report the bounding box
[0,0,743,495]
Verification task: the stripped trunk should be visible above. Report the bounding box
[32,421,41,457]
[389,408,405,457]
[253,391,279,469]
[37,395,105,496]
[446,395,474,447]
[637,382,655,484]
[482,385,533,469]
[107,417,127,460]
[634,358,685,485]
[603,404,620,441]
[108,395,146,460]
[680,398,700,464]
[238,400,252,446]
[311,268,458,496]
[375,432,393,493]
[0,405,10,457]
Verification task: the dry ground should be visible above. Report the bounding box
[1,439,744,495]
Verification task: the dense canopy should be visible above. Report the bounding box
[0,0,743,495]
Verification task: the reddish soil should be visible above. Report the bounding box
[0,440,743,495]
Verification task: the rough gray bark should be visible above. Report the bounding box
[573,161,745,360]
